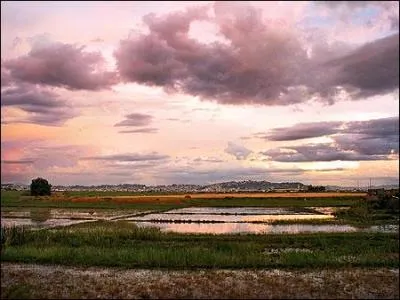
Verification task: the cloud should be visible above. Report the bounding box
[343,116,399,137]
[3,42,117,90]
[193,157,224,163]
[306,167,347,172]
[106,161,160,170]
[261,144,392,162]
[321,34,399,100]
[224,142,252,160]
[29,145,94,170]
[318,1,399,30]
[1,141,96,185]
[1,160,34,164]
[151,165,304,185]
[261,116,399,162]
[114,113,153,127]
[262,121,342,141]
[106,171,133,177]
[82,152,169,162]
[114,3,399,106]
[1,84,78,126]
[333,134,399,156]
[118,128,158,134]
[1,66,13,88]
[261,116,399,141]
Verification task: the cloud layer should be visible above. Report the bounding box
[114,3,399,106]
[224,142,252,160]
[3,42,117,90]
[82,152,169,162]
[1,84,77,126]
[262,117,399,162]
[114,113,153,127]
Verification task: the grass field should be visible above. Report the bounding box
[1,190,398,271]
[1,190,364,210]
[1,221,398,269]
[62,190,366,198]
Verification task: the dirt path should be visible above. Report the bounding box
[1,263,398,299]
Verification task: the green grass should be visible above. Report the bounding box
[1,221,398,269]
[64,190,189,197]
[0,191,181,211]
[1,191,361,210]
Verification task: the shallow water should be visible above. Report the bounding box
[1,209,150,221]
[126,213,333,222]
[1,218,97,229]
[125,206,333,223]
[164,207,314,215]
[134,222,399,234]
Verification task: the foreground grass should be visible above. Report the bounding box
[1,221,398,269]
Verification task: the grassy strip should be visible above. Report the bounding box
[1,191,360,210]
[1,221,398,269]
[1,191,182,210]
[188,197,360,207]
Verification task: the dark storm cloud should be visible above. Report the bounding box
[118,128,158,134]
[82,153,169,162]
[114,3,399,106]
[3,42,117,90]
[1,84,77,126]
[114,113,153,127]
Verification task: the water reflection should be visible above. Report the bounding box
[0,218,97,229]
[134,222,399,234]
[126,211,334,223]
[164,207,311,215]
[1,209,148,221]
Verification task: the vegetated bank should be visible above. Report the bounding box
[1,221,398,269]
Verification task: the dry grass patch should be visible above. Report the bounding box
[59,192,365,204]
[1,263,398,299]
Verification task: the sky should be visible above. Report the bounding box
[1,1,399,187]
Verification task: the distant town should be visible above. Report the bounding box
[1,180,399,193]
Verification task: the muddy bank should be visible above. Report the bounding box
[1,263,398,299]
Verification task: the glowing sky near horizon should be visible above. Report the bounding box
[1,1,399,186]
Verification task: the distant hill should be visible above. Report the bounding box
[202,180,305,191]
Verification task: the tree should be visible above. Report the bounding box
[307,185,326,192]
[30,177,51,196]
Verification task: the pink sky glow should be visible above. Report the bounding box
[1,1,399,186]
